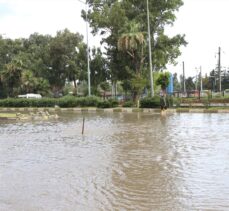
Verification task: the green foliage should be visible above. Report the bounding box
[97,98,119,108]
[0,30,89,97]
[140,96,173,108]
[84,0,186,98]
[0,98,56,107]
[0,96,101,108]
[140,97,161,108]
[156,72,170,90]
[202,98,210,109]
[108,98,119,107]
[173,73,181,91]
[100,81,110,92]
[90,48,110,94]
[97,100,112,108]
[186,77,195,91]
[179,97,229,104]
[173,97,181,107]
[57,96,100,107]
[123,100,134,107]
[167,95,174,107]
[118,22,145,53]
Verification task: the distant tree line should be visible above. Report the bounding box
[0,29,110,98]
[0,0,187,100]
[173,70,229,93]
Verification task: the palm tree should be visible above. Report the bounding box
[117,22,146,102]
[21,70,37,93]
[1,59,23,97]
[118,22,145,75]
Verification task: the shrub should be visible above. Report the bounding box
[81,96,100,107]
[96,98,119,108]
[108,98,119,107]
[97,100,112,108]
[166,95,174,107]
[173,97,180,107]
[0,96,100,108]
[123,101,134,107]
[140,96,161,108]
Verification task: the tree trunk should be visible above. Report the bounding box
[73,79,77,88]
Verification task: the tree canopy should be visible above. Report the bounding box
[0,0,188,99]
[83,0,187,98]
[0,29,103,98]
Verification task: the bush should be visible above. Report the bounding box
[180,97,229,104]
[57,96,77,107]
[140,96,161,108]
[82,96,101,107]
[123,101,134,107]
[56,96,100,107]
[108,98,119,107]
[97,98,119,108]
[167,95,174,107]
[97,100,112,108]
[172,97,180,107]
[0,96,101,108]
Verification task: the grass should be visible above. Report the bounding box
[0,113,17,118]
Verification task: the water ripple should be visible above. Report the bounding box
[0,113,229,210]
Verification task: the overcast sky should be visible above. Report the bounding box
[0,0,229,77]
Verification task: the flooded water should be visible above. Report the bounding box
[0,112,229,211]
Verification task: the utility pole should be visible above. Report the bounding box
[77,0,91,96]
[147,0,154,97]
[218,47,221,93]
[200,66,203,92]
[86,4,91,96]
[182,61,186,93]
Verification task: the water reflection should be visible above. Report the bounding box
[0,113,229,210]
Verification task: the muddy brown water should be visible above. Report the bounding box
[0,112,229,211]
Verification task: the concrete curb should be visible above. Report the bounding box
[0,107,229,113]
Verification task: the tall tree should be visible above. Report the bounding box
[48,29,84,94]
[83,0,187,94]
[185,77,195,91]
[118,22,146,101]
[1,58,23,97]
[90,47,109,94]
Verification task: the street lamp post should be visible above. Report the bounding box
[146,0,154,97]
[77,0,91,96]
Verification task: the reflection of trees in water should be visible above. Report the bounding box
[107,113,187,210]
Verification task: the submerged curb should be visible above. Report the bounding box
[0,107,229,113]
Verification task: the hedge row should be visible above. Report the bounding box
[179,97,229,104]
[0,96,100,108]
[0,96,174,108]
[97,99,119,108]
[140,96,173,108]
[0,96,121,108]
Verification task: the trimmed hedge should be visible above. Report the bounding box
[97,99,119,108]
[0,96,120,108]
[97,101,112,108]
[123,101,134,107]
[0,96,100,108]
[180,97,229,104]
[140,96,173,108]
[140,97,161,108]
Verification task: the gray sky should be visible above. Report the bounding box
[167,0,229,77]
[1,0,229,77]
